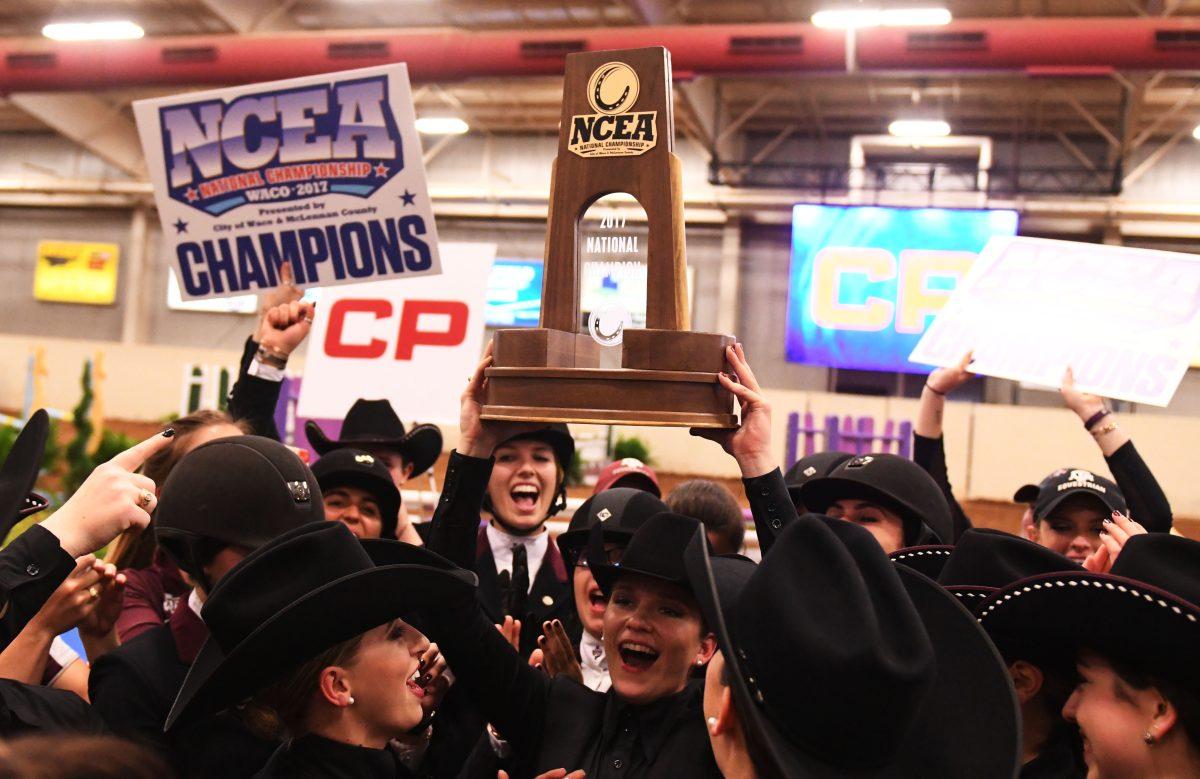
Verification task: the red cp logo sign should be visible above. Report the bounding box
[324,298,469,360]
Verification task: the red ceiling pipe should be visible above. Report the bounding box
[855,17,1200,71]
[2,18,1199,94]
[0,24,843,93]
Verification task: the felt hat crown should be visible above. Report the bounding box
[306,399,442,477]
[937,528,1080,613]
[587,512,701,596]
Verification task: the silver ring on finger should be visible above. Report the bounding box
[137,489,154,509]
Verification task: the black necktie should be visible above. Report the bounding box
[507,543,529,618]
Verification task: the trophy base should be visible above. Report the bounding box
[480,366,737,428]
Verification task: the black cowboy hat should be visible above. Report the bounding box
[888,544,954,580]
[978,532,1200,688]
[684,514,1020,778]
[556,488,668,567]
[311,448,402,540]
[155,436,326,582]
[798,453,953,546]
[587,512,701,597]
[305,399,443,477]
[937,528,1080,614]
[165,521,476,731]
[0,409,49,537]
[783,451,852,508]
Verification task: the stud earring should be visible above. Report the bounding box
[1143,731,1155,744]
[348,696,356,706]
[707,716,718,733]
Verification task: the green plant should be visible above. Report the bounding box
[567,451,584,487]
[612,435,652,465]
[64,361,95,497]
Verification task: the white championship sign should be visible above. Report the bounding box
[134,64,440,301]
[296,242,496,424]
[909,236,1200,406]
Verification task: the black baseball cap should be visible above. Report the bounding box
[311,448,402,539]
[1019,467,1126,521]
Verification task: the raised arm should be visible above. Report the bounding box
[1060,368,1173,533]
[913,352,975,541]
[226,265,312,440]
[428,341,543,570]
[692,343,799,556]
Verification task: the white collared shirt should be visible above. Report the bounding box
[188,588,204,618]
[579,630,611,692]
[486,522,549,594]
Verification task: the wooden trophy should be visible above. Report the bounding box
[481,47,736,427]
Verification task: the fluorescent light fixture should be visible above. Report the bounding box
[42,20,144,41]
[415,117,469,135]
[812,9,883,29]
[888,119,952,137]
[812,7,950,29]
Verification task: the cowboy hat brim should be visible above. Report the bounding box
[306,421,443,477]
[888,546,954,580]
[165,543,474,731]
[685,532,1021,779]
[0,410,49,536]
[978,570,1200,687]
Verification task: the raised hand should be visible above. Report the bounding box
[1083,511,1148,574]
[1060,366,1106,420]
[78,560,126,640]
[258,299,315,359]
[458,341,542,458]
[256,262,303,331]
[416,642,451,716]
[690,343,775,478]
[532,619,583,684]
[27,556,106,636]
[926,351,975,396]
[40,430,174,557]
[495,615,522,652]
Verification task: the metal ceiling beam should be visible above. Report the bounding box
[1058,90,1122,148]
[193,0,301,33]
[8,93,146,178]
[1124,123,1191,186]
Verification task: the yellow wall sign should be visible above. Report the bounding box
[33,241,120,305]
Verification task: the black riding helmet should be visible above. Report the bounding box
[783,451,853,509]
[155,435,325,592]
[798,453,953,546]
[482,424,575,518]
[556,487,669,567]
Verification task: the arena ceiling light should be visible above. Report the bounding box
[42,20,145,41]
[811,7,951,29]
[415,117,470,135]
[888,119,952,138]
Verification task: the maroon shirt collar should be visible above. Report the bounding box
[170,591,210,665]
